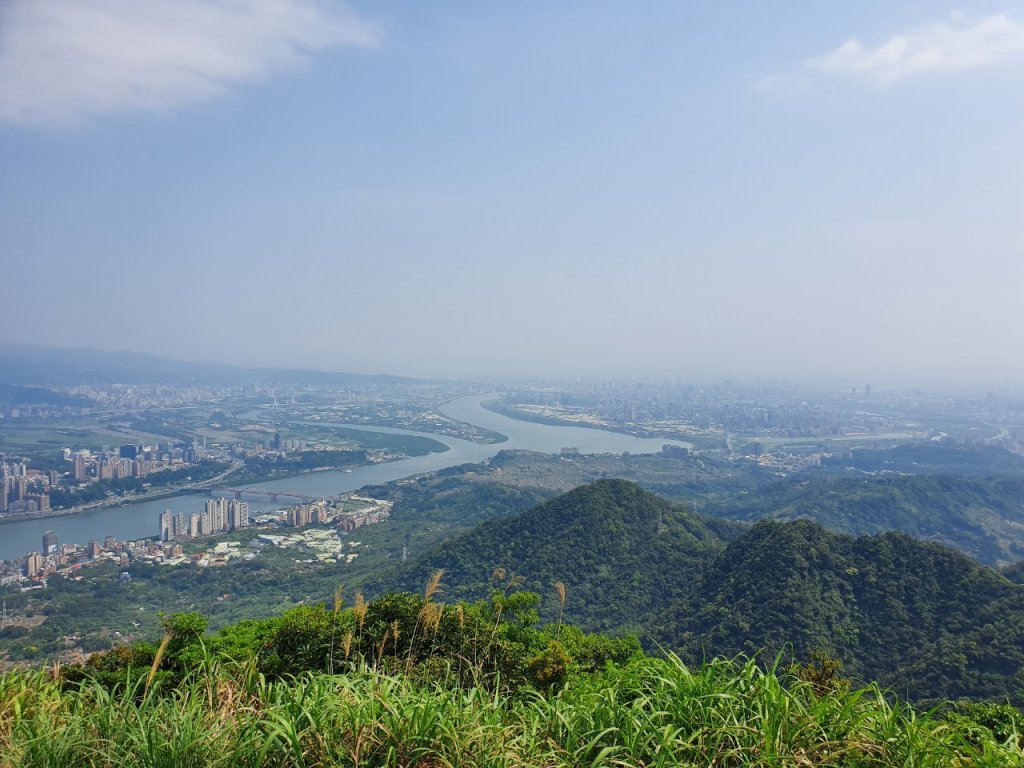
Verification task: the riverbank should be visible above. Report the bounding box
[212,454,413,489]
[481,401,713,449]
[0,485,211,526]
[0,451,435,528]
[0,394,692,561]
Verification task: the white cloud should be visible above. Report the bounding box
[0,0,379,127]
[809,13,1024,85]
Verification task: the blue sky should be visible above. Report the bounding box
[1,2,1022,385]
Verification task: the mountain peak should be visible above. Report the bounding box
[389,479,728,631]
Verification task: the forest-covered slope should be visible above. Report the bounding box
[387,479,1024,704]
[703,474,1024,566]
[387,479,743,632]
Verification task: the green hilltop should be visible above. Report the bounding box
[385,477,741,633]
[385,478,1024,704]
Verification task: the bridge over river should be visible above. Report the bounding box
[188,487,323,504]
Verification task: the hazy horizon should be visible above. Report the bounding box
[2,3,1023,385]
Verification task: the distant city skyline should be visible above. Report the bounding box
[2,2,1023,384]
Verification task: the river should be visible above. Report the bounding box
[0,395,688,561]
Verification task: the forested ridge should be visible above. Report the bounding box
[386,479,1024,704]
[703,473,1024,566]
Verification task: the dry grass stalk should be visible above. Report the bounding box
[354,591,368,637]
[333,586,345,617]
[554,581,566,608]
[342,632,354,661]
[554,580,567,642]
[424,569,445,602]
[504,574,525,594]
[146,633,172,693]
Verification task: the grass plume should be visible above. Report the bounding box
[145,633,171,693]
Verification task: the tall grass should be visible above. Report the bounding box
[1,652,1019,767]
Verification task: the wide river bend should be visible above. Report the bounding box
[0,395,688,561]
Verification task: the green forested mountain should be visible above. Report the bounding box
[385,448,1024,570]
[387,479,1024,704]
[703,475,1024,566]
[387,479,744,633]
[656,519,1024,702]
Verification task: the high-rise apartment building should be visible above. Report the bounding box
[286,504,311,527]
[228,500,249,530]
[42,530,58,555]
[24,552,43,578]
[160,509,173,542]
[205,498,229,533]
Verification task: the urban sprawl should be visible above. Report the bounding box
[2,490,392,587]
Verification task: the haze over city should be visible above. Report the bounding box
[10,7,1024,753]
[2,2,1022,384]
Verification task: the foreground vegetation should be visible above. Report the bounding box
[8,658,1024,767]
[2,586,1023,767]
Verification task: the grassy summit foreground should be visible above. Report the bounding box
[2,589,1023,767]
[5,654,1024,767]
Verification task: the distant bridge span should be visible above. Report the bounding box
[191,486,321,504]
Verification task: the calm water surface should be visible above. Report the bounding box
[0,395,687,560]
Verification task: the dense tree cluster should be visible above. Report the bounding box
[387,479,1024,704]
[62,587,641,696]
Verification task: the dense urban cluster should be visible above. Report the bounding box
[1,529,169,586]
[66,441,203,483]
[0,441,209,518]
[500,381,1024,452]
[66,383,263,410]
[0,492,394,589]
[159,497,251,541]
[0,454,50,515]
[503,383,895,437]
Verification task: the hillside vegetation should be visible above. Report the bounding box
[385,478,743,632]
[386,479,1024,704]
[3,588,1023,767]
[7,477,1024,764]
[705,474,1024,566]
